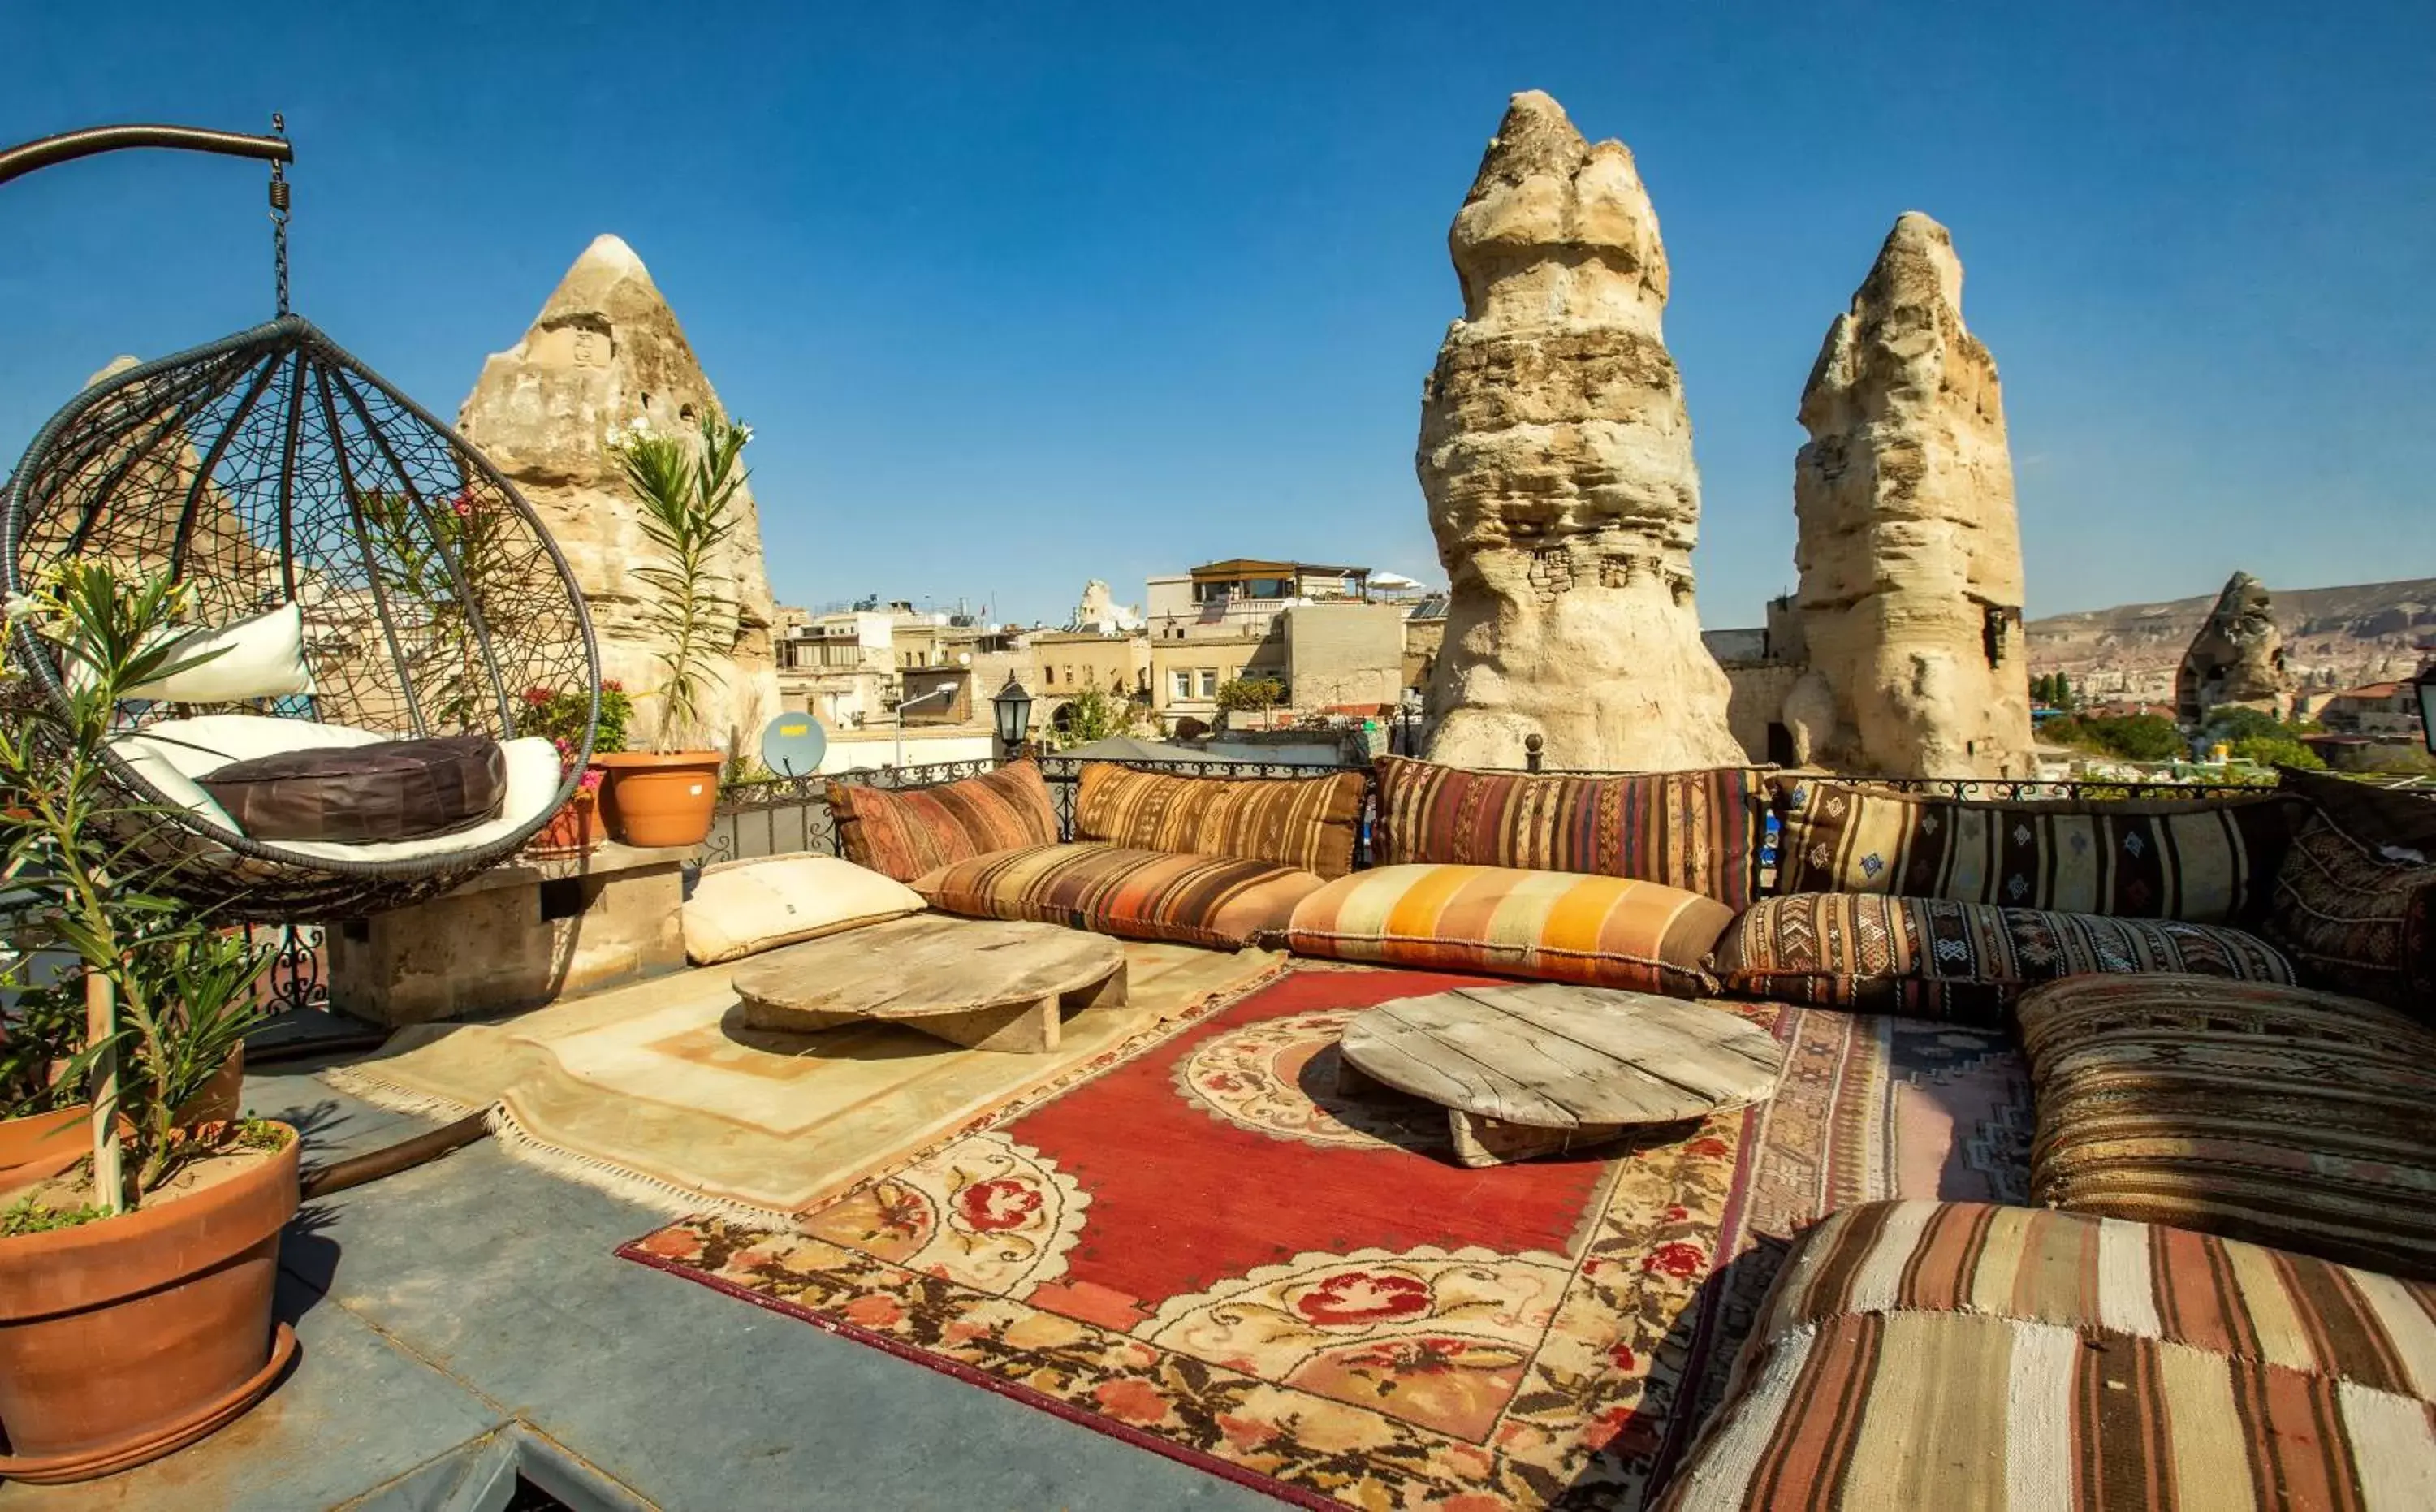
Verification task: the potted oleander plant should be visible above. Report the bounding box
[0,561,297,1484]
[592,410,749,847]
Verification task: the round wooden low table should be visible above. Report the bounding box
[733,915,1128,1055]
[1337,983,1787,1168]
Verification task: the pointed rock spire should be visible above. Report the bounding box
[1790,211,2032,779]
[1416,91,1742,772]
[2177,572,2294,725]
[458,235,781,750]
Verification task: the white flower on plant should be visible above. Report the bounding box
[1,594,37,623]
[736,424,754,445]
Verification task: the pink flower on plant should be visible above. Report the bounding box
[578,768,604,793]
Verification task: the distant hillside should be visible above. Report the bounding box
[2027,577,2436,703]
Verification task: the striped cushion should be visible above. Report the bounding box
[1285,863,1733,997]
[2265,769,2436,1017]
[2018,973,2436,1280]
[1777,779,2299,926]
[1073,762,1367,880]
[1711,892,2296,1024]
[827,761,1060,883]
[913,842,1324,951]
[1657,1199,2436,1510]
[1372,755,1765,910]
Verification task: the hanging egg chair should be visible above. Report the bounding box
[0,122,599,921]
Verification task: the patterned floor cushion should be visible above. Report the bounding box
[827,760,1062,883]
[1656,1199,2436,1510]
[912,841,1325,951]
[1073,762,1367,879]
[1709,892,2295,1025]
[1372,755,1768,910]
[1285,863,1734,997]
[2016,973,2436,1280]
[1777,777,2298,925]
[2265,767,2436,1017]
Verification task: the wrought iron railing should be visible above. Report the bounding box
[696,754,2305,875]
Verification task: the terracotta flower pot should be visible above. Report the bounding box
[0,1124,300,1483]
[525,786,603,858]
[0,1105,89,1194]
[593,751,723,848]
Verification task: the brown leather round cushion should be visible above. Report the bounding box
[199,735,508,843]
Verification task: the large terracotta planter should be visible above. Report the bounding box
[593,751,723,848]
[0,1106,89,1194]
[0,1125,300,1483]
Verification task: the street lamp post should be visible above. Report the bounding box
[2411,656,2436,757]
[992,673,1034,764]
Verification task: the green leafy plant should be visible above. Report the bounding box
[516,680,632,767]
[610,412,749,753]
[0,561,275,1212]
[2043,712,2186,763]
[361,486,510,728]
[1047,687,1148,750]
[1214,676,1285,715]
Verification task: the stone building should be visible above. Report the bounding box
[457,235,782,754]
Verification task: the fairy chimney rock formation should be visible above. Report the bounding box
[457,235,782,751]
[1790,212,2032,778]
[2176,572,2294,725]
[1415,91,1743,771]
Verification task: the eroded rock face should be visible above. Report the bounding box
[1791,212,2032,778]
[2176,572,2293,724]
[1415,92,1742,772]
[458,235,781,753]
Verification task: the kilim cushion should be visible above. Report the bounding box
[1371,755,1767,910]
[1710,892,2296,1024]
[913,841,1325,951]
[2265,767,2436,1017]
[2016,972,2436,1280]
[1776,778,2299,925]
[1072,762,1367,880]
[1656,1199,2436,1510]
[1285,863,1733,997]
[826,760,1061,883]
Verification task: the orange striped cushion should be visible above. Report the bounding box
[1073,762,1367,879]
[914,841,1327,951]
[827,761,1060,883]
[1285,863,1732,997]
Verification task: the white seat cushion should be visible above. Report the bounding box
[120,602,316,702]
[682,853,927,965]
[108,715,563,862]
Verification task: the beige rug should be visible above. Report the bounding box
[322,938,1285,1222]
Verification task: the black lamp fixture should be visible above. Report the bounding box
[991,672,1034,760]
[2412,654,2436,756]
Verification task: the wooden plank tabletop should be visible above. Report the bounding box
[731,915,1125,1022]
[1338,983,1785,1129]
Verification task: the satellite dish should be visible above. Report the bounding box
[759,712,830,777]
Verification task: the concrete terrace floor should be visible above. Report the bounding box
[14,1056,1276,1512]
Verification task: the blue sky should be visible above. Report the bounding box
[3,1,2430,628]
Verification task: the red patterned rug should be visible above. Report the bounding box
[620,967,2029,1509]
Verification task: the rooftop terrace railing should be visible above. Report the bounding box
[697,756,2291,872]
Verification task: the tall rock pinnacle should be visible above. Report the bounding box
[1789,212,2033,778]
[2177,571,2294,726]
[458,235,782,752]
[1416,91,1743,772]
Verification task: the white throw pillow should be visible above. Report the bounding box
[123,602,315,703]
[683,853,926,966]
